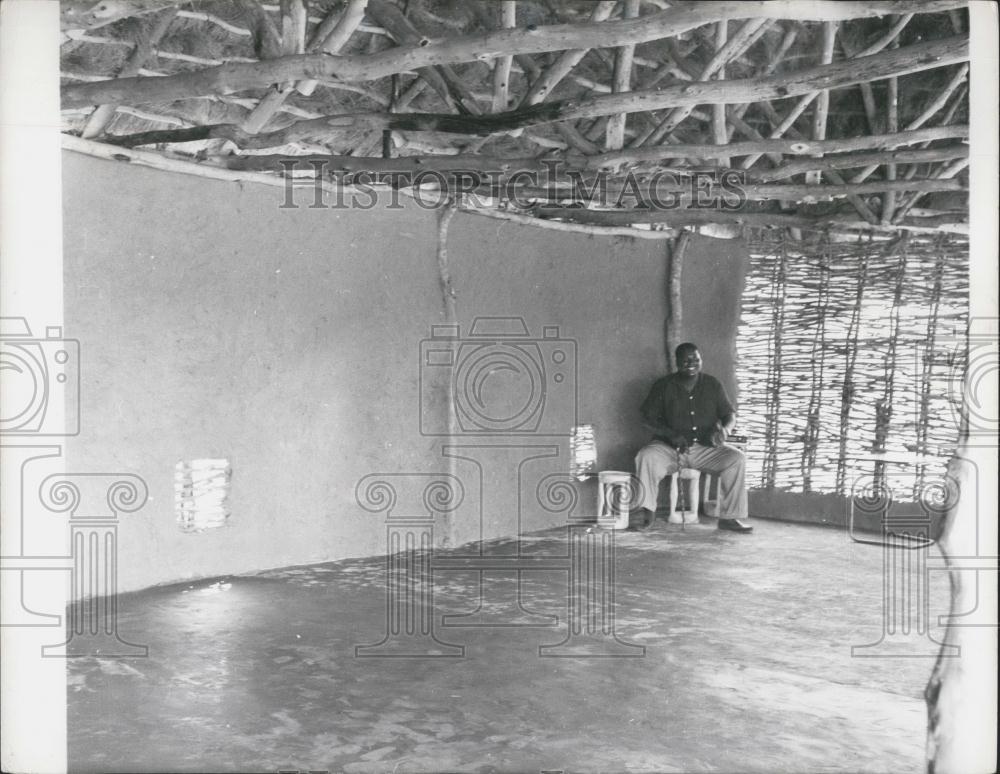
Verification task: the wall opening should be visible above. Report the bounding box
[175,458,231,533]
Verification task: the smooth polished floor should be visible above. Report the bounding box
[68,518,951,773]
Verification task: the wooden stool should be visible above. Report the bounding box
[667,469,701,525]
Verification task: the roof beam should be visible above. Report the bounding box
[635,18,771,147]
[93,37,969,146]
[519,0,618,107]
[62,0,968,108]
[216,134,967,179]
[80,8,177,139]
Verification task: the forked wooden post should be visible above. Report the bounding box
[665,230,689,372]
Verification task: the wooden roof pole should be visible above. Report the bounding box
[221,143,967,181]
[366,0,465,114]
[882,51,900,224]
[805,21,838,185]
[519,0,617,108]
[757,146,969,182]
[722,25,798,158]
[892,157,970,225]
[80,8,177,139]
[532,205,966,235]
[96,36,967,148]
[241,0,367,134]
[740,15,911,171]
[633,18,771,147]
[850,63,970,186]
[61,1,969,108]
[712,21,730,168]
[749,99,880,223]
[605,0,640,151]
[893,84,967,191]
[491,2,517,113]
[297,0,368,96]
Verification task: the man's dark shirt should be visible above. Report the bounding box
[640,373,735,448]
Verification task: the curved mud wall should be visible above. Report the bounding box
[63,151,747,592]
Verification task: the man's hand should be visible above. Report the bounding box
[711,421,728,447]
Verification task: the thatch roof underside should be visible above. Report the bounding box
[60,0,971,238]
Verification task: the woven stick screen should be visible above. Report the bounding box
[737,231,969,499]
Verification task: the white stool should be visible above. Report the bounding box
[597,471,632,530]
[667,469,701,524]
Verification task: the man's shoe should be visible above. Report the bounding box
[718,518,753,533]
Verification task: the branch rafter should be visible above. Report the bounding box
[59,0,970,236]
[94,36,968,148]
[62,1,967,108]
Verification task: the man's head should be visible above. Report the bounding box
[675,343,702,377]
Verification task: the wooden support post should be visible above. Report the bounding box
[437,202,458,323]
[665,231,690,372]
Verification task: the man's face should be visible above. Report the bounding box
[677,349,702,377]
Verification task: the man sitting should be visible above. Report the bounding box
[633,342,752,533]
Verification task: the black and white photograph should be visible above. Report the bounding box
[1,1,996,772]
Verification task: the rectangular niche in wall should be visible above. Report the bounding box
[175,459,231,533]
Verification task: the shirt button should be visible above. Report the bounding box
[691,426,696,430]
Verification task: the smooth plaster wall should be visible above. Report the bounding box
[679,233,748,406]
[64,152,751,592]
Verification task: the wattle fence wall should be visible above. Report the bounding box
[737,231,968,502]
